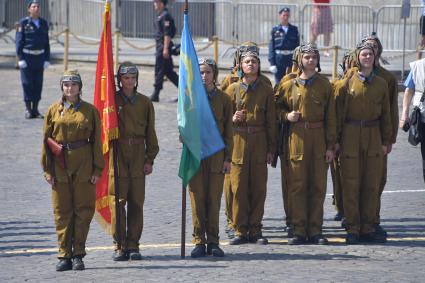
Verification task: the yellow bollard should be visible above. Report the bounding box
[332,45,339,81]
[63,28,69,71]
[114,30,120,74]
[213,36,219,66]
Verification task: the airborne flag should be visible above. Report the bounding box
[93,0,119,232]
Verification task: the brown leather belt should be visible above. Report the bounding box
[345,119,379,128]
[62,139,90,150]
[293,121,324,129]
[235,126,265,134]
[119,137,145,145]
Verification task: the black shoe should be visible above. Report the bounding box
[190,244,206,258]
[375,224,388,237]
[72,256,85,271]
[346,233,359,245]
[309,235,329,245]
[334,212,343,221]
[288,235,306,245]
[207,243,224,257]
[31,101,43,119]
[169,98,178,103]
[229,236,248,245]
[341,218,347,229]
[128,250,142,260]
[249,234,269,245]
[55,258,72,272]
[286,225,294,238]
[32,111,44,119]
[359,232,387,244]
[149,91,159,102]
[25,110,35,119]
[112,250,129,261]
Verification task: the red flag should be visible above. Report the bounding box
[93,0,118,233]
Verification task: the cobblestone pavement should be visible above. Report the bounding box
[0,56,424,282]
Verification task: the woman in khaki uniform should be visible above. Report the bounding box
[361,34,398,238]
[335,43,392,244]
[188,58,233,258]
[219,43,272,239]
[225,49,276,245]
[110,62,159,261]
[275,43,336,245]
[41,70,104,271]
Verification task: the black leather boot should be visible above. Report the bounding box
[32,100,44,118]
[25,101,34,119]
[149,89,160,102]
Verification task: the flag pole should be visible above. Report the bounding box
[113,140,121,249]
[180,0,189,260]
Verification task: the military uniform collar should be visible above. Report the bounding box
[206,86,218,100]
[64,99,81,110]
[296,73,317,86]
[118,90,138,105]
[240,78,259,91]
[357,71,375,84]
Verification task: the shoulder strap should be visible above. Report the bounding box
[290,79,298,111]
[235,83,242,111]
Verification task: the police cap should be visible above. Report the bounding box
[26,0,40,8]
[279,7,290,14]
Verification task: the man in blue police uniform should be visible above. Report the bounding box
[150,0,179,102]
[268,7,299,84]
[16,0,50,119]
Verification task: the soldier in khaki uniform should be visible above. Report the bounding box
[329,50,356,224]
[334,43,392,244]
[275,43,336,245]
[273,45,301,238]
[41,70,104,271]
[219,42,272,239]
[189,58,233,258]
[225,48,276,245]
[361,34,398,238]
[109,62,159,261]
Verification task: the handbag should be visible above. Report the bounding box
[408,93,425,146]
[46,137,66,168]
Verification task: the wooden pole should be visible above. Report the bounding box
[114,30,120,74]
[213,36,219,66]
[180,0,188,260]
[112,140,122,250]
[332,45,339,80]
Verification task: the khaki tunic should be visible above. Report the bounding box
[219,71,272,229]
[109,91,159,251]
[335,73,392,235]
[41,99,104,258]
[225,78,276,237]
[188,88,233,245]
[275,73,336,238]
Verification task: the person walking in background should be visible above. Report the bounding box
[268,7,300,85]
[400,58,425,183]
[41,70,104,271]
[16,0,50,119]
[310,0,333,57]
[150,0,179,102]
[418,0,425,59]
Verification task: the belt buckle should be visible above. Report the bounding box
[63,143,70,150]
[360,120,365,127]
[128,138,133,145]
[247,127,253,134]
[304,122,310,129]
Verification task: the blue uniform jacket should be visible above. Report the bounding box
[268,23,299,66]
[16,16,50,69]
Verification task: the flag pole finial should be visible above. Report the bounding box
[184,0,188,14]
